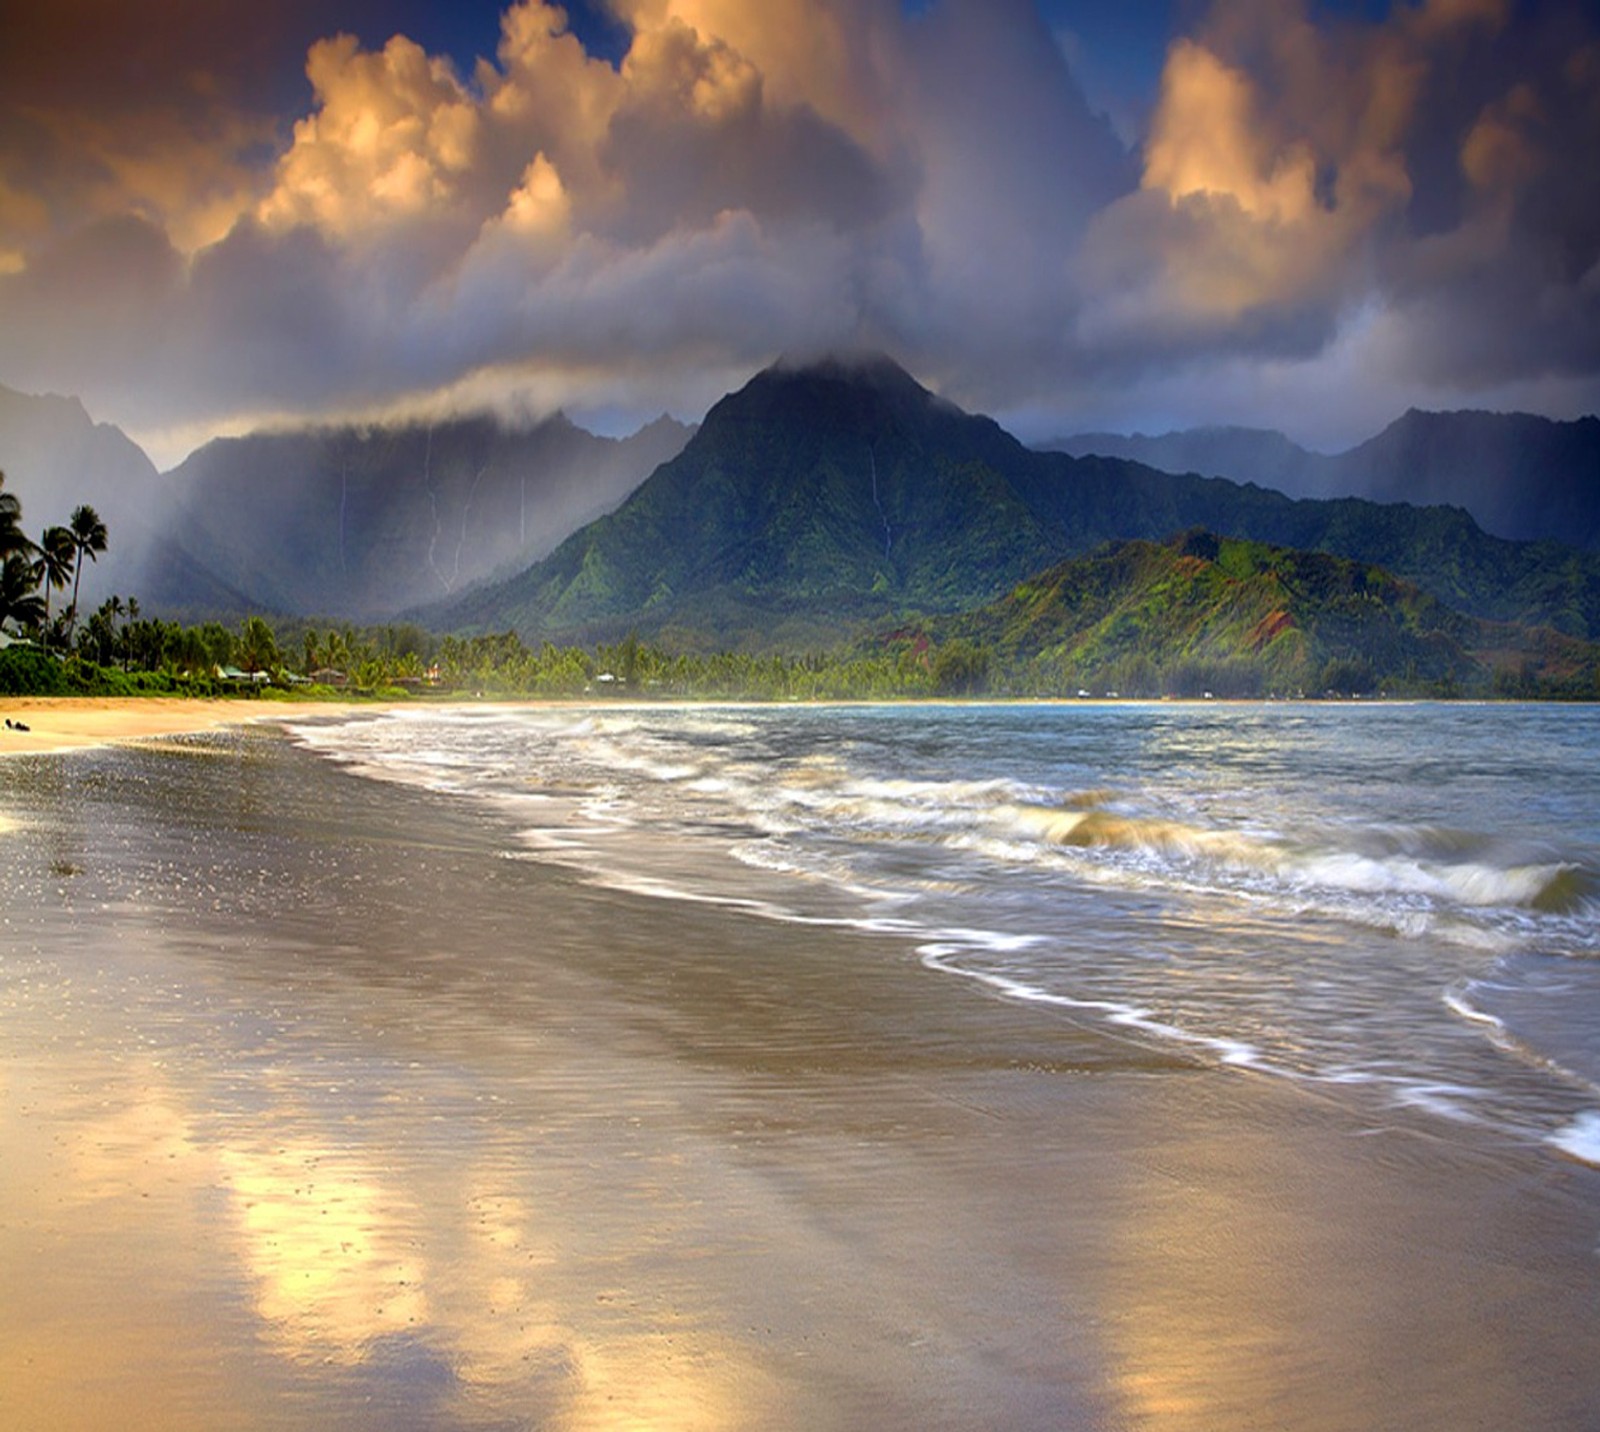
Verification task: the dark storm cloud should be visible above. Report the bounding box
[0,0,1594,459]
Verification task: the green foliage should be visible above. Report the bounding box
[237,615,281,673]
[0,554,46,633]
[932,638,990,695]
[0,645,67,695]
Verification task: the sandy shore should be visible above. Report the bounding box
[0,695,375,755]
[2,722,1598,1430]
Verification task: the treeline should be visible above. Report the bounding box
[0,609,442,698]
[3,457,1589,702]
[5,610,1586,702]
[426,630,1452,700]
[436,630,936,699]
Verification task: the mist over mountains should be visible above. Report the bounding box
[1045,410,1600,551]
[0,384,161,612]
[426,354,1600,649]
[145,413,692,621]
[3,360,1598,684]
[0,384,691,622]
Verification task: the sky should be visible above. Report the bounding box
[0,0,1596,466]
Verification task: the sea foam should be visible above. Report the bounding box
[1549,1111,1600,1166]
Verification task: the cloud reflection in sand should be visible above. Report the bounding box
[220,1139,429,1363]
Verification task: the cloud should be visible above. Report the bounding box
[259,33,482,240]
[0,0,1594,456]
[1061,0,1600,423]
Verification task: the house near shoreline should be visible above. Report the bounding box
[216,664,270,685]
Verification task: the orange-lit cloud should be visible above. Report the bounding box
[260,34,480,239]
[1071,0,1598,412]
[0,0,1594,457]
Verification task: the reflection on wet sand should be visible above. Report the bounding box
[1096,1087,1593,1432]
[3,735,1598,1431]
[66,1066,203,1204]
[1,985,782,1431]
[221,1141,429,1363]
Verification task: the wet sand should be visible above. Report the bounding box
[1,726,1597,1430]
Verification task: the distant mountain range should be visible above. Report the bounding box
[145,413,692,621]
[5,363,1599,695]
[1043,409,1600,550]
[426,354,1600,649]
[0,382,691,622]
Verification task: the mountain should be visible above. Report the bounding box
[1342,409,1600,549]
[427,354,1070,647]
[143,412,692,621]
[1044,426,1331,500]
[0,383,163,608]
[1044,409,1600,550]
[916,530,1596,697]
[427,354,1600,647]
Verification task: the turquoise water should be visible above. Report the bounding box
[291,701,1600,1163]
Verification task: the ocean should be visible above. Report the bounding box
[3,700,1598,1429]
[290,700,1600,1167]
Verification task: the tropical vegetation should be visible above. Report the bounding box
[2,440,1597,703]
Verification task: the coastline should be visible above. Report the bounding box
[2,715,1598,1428]
[0,692,1570,763]
[0,695,380,756]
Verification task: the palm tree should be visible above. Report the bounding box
[65,504,108,645]
[0,470,35,564]
[103,594,125,669]
[238,615,280,676]
[36,525,75,654]
[122,596,140,670]
[0,553,46,635]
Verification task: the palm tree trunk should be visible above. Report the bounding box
[67,559,83,647]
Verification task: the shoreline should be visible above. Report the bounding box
[1,691,1568,760]
[0,695,386,756]
[1,726,1597,1428]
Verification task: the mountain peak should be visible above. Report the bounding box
[698,349,957,442]
[767,347,923,387]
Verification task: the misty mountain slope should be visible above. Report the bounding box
[431,355,1068,643]
[1046,409,1600,550]
[145,412,691,621]
[1043,427,1331,500]
[1343,409,1600,548]
[0,383,163,608]
[426,354,1600,646]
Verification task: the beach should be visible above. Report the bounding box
[1,705,1598,1430]
[0,696,375,756]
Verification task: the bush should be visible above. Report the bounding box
[0,645,68,695]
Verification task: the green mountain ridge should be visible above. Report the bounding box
[901,531,1596,697]
[425,354,1600,649]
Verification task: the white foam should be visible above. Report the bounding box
[1549,1111,1600,1166]
[916,942,1270,1072]
[1389,1082,1487,1124]
[1443,985,1509,1034]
